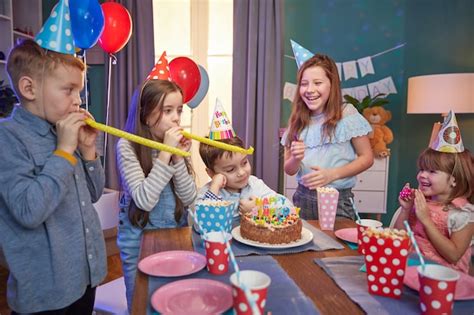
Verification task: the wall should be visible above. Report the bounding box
[282,0,474,224]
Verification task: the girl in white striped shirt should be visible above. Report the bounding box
[116,79,197,310]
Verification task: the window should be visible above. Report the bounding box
[152,0,233,186]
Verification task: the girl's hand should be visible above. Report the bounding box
[289,140,305,162]
[398,183,415,211]
[414,189,430,224]
[301,166,336,189]
[239,196,256,214]
[163,126,184,148]
[172,136,191,163]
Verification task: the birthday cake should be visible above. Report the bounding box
[239,196,302,244]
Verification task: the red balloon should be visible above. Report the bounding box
[98,3,132,54]
[169,57,201,103]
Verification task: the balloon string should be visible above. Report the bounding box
[84,51,89,112]
[103,54,114,170]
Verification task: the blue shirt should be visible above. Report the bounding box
[0,106,107,312]
[281,104,372,189]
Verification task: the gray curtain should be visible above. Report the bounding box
[104,0,154,189]
[232,0,283,191]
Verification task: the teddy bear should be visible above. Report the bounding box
[362,107,394,157]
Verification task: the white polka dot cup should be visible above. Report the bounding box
[204,231,232,275]
[195,201,236,234]
[356,219,383,254]
[229,270,271,315]
[362,228,411,299]
[316,188,339,230]
[417,265,459,315]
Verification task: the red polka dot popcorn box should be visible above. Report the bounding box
[356,219,383,254]
[362,227,411,299]
[317,187,339,230]
[195,199,236,234]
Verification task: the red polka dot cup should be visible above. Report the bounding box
[362,228,411,299]
[417,265,459,315]
[356,219,383,254]
[230,270,271,315]
[204,231,232,275]
[317,187,339,230]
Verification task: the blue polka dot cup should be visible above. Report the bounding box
[195,200,236,234]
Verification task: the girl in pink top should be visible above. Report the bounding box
[394,147,474,273]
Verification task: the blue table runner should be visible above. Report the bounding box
[147,255,320,315]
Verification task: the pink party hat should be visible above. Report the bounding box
[146,51,171,81]
[430,110,464,153]
[35,0,76,55]
[290,39,314,69]
[209,98,236,140]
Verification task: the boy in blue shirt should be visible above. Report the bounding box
[0,39,106,313]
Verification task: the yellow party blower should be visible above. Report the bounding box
[84,119,191,157]
[181,131,254,155]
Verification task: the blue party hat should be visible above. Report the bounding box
[290,39,314,68]
[35,0,75,55]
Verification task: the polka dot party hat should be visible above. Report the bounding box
[35,0,76,55]
[146,51,171,81]
[290,39,314,69]
[429,110,464,153]
[209,98,236,140]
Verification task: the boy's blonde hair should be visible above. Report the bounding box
[6,39,85,100]
[199,136,246,171]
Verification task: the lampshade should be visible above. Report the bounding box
[407,73,474,114]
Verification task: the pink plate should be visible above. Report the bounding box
[138,250,206,277]
[334,228,357,244]
[404,266,474,300]
[151,279,233,314]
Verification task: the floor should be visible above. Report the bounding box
[0,254,123,315]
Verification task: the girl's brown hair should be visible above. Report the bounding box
[122,79,194,228]
[417,148,474,204]
[285,54,342,147]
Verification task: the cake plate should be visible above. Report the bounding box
[231,226,313,249]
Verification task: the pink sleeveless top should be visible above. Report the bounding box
[408,198,472,274]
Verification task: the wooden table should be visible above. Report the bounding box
[131,219,364,315]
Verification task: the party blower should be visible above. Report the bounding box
[84,119,254,156]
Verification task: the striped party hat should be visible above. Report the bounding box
[209,98,236,140]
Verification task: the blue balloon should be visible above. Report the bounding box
[70,0,105,49]
[187,65,209,109]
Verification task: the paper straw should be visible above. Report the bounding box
[220,228,260,315]
[404,220,426,271]
[350,197,362,223]
[181,130,254,155]
[84,118,190,157]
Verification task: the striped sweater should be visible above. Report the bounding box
[116,138,197,211]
